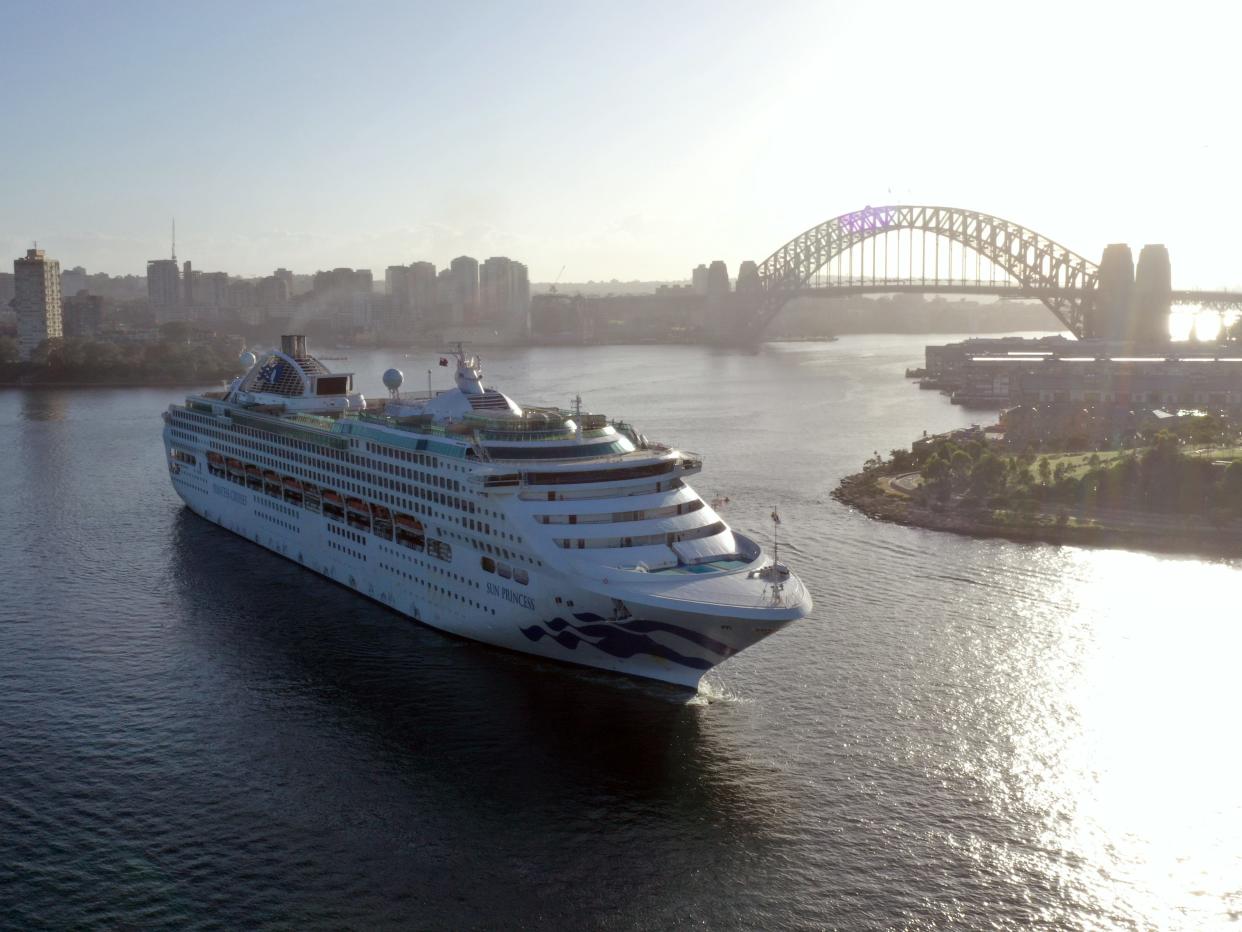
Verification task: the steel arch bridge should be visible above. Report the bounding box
[744,205,1101,342]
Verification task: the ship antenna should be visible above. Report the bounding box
[771,505,781,566]
[171,218,176,262]
[572,393,583,416]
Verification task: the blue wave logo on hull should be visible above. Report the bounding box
[520,616,738,671]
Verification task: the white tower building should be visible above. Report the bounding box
[14,248,63,361]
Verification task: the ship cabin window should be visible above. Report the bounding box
[497,562,512,580]
[513,569,529,585]
[481,556,496,573]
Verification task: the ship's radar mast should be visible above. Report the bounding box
[444,342,485,395]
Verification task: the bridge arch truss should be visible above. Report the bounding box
[751,205,1101,340]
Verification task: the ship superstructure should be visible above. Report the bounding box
[163,336,812,688]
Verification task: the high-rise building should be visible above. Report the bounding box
[477,256,532,336]
[479,256,513,322]
[386,265,412,313]
[182,260,194,306]
[450,255,479,324]
[14,248,63,360]
[691,264,709,295]
[409,261,437,318]
[273,268,295,292]
[146,258,181,315]
[257,275,290,308]
[61,265,88,296]
[511,261,531,337]
[198,272,229,309]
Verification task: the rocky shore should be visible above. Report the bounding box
[832,468,1242,558]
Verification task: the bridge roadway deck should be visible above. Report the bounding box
[791,282,1242,307]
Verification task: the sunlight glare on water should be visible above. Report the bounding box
[987,549,1242,927]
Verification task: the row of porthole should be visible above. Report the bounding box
[379,543,473,588]
[255,496,298,518]
[328,523,366,544]
[253,509,300,534]
[328,539,366,561]
[379,563,495,614]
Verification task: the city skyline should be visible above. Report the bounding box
[4,1,1242,287]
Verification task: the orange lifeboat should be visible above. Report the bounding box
[322,489,344,520]
[395,513,424,532]
[394,512,425,550]
[345,497,371,531]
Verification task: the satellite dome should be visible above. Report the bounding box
[382,368,404,392]
[239,350,257,369]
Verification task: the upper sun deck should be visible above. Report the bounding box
[183,336,700,477]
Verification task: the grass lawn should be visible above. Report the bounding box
[1010,449,1132,480]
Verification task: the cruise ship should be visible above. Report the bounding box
[162,336,812,688]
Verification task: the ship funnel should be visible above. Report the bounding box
[280,334,307,357]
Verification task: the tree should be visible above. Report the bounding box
[82,340,123,373]
[160,321,191,343]
[889,448,916,472]
[1221,462,1242,506]
[28,337,65,367]
[949,449,974,491]
[970,453,1006,497]
[1037,457,1052,485]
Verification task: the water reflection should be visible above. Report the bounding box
[19,389,70,422]
[166,509,796,835]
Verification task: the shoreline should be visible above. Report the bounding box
[832,469,1242,560]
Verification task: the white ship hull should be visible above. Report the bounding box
[165,450,800,689]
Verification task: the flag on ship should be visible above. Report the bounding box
[771,508,781,525]
[439,357,449,366]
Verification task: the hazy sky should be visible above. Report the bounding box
[3,0,1240,285]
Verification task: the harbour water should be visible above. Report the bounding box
[2,337,1240,929]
